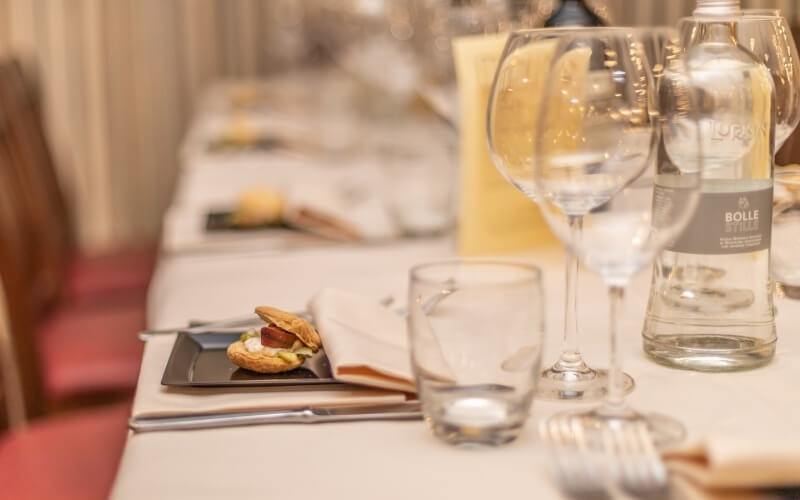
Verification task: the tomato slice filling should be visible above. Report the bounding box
[260,325,297,348]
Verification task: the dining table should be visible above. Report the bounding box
[109,80,800,500]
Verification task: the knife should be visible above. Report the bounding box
[128,401,422,433]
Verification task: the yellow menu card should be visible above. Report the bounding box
[452,33,557,256]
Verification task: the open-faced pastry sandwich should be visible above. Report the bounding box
[227,306,321,373]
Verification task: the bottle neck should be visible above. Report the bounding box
[698,21,738,45]
[545,0,605,27]
[693,0,742,17]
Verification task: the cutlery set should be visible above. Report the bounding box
[539,416,670,499]
[136,294,673,499]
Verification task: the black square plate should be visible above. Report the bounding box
[206,136,285,153]
[161,332,343,387]
[204,211,292,232]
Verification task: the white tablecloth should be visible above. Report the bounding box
[112,232,800,499]
[111,81,800,500]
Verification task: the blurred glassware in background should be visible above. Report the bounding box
[306,0,527,117]
[263,0,317,71]
[253,1,555,240]
[374,115,458,236]
[304,0,534,237]
[307,0,422,115]
[411,0,540,124]
[738,10,800,151]
[773,167,800,299]
[304,70,364,155]
[412,0,517,86]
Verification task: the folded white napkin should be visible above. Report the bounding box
[664,438,800,499]
[308,289,416,393]
[132,334,407,419]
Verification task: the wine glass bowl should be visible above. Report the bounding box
[487,32,560,199]
[535,31,673,271]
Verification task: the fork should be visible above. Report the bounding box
[138,296,396,340]
[601,419,669,499]
[539,413,670,500]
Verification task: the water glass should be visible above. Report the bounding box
[407,260,544,446]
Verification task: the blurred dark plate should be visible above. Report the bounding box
[161,332,343,387]
[206,137,285,153]
[205,211,291,232]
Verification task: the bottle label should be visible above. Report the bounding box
[655,185,773,255]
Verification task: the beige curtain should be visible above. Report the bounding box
[0,0,796,251]
[0,0,282,251]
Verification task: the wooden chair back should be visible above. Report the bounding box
[0,113,45,418]
[0,59,71,312]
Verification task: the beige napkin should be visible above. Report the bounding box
[307,289,417,393]
[664,438,800,499]
[132,334,407,419]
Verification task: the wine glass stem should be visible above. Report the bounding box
[604,285,628,412]
[558,215,584,366]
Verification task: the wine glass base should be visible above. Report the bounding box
[536,367,635,402]
[553,407,686,449]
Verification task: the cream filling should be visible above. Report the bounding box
[242,329,314,357]
[243,336,284,355]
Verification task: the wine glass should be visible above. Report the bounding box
[533,28,703,446]
[739,11,800,151]
[679,12,800,151]
[487,28,634,401]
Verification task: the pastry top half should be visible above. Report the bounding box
[255,306,321,350]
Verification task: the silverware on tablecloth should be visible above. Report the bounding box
[128,400,422,433]
[138,295,397,340]
[137,311,311,341]
[539,414,670,499]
